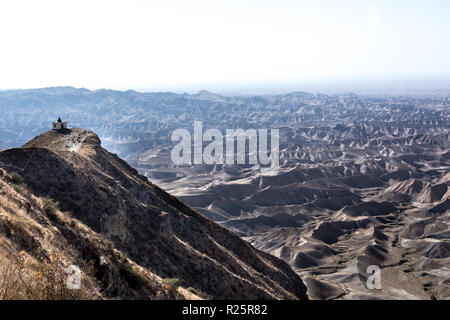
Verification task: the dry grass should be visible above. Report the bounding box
[41,197,59,215]
[0,252,98,300]
[0,176,100,300]
[0,173,194,300]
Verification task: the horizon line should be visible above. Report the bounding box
[1,76,450,96]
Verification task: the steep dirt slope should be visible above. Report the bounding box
[0,128,308,300]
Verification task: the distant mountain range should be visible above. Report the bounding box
[1,86,448,156]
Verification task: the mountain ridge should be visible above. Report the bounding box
[0,128,308,299]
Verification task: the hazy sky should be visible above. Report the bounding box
[0,0,449,91]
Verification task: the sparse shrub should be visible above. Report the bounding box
[164,278,181,287]
[164,278,181,296]
[119,261,144,290]
[103,239,114,249]
[10,172,23,184]
[186,287,198,295]
[41,197,59,215]
[12,184,23,194]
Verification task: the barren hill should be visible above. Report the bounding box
[0,128,308,300]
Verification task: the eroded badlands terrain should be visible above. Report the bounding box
[1,87,449,299]
[125,93,450,299]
